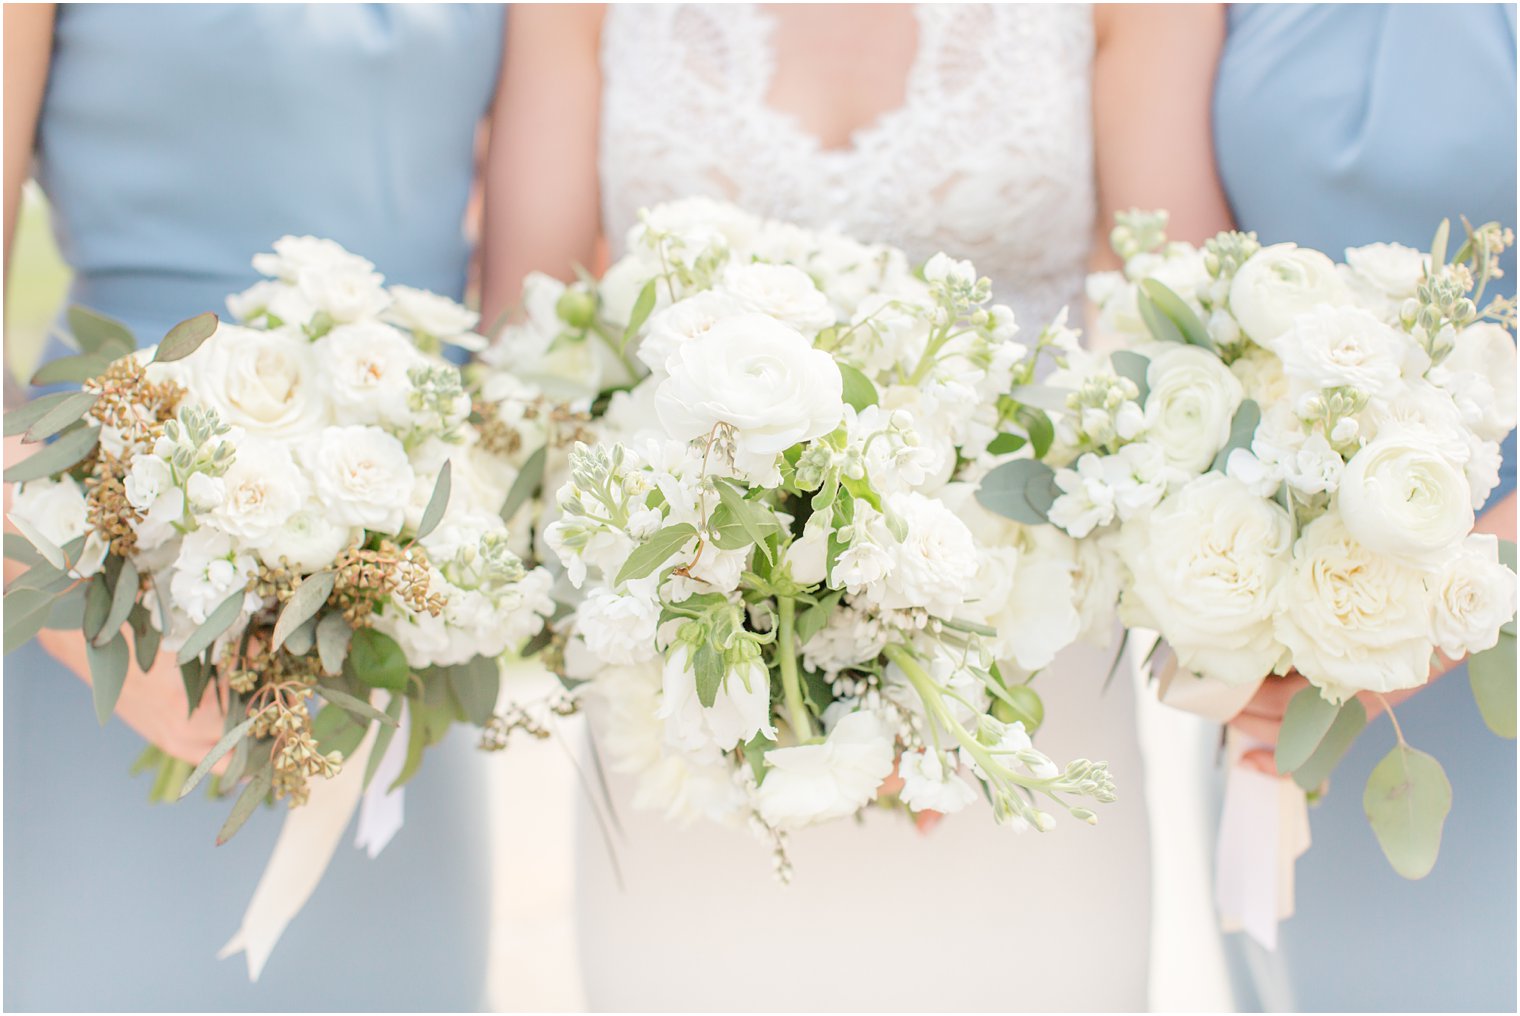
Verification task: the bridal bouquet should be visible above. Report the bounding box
[4,237,553,839]
[1012,212,1517,878]
[537,199,1117,872]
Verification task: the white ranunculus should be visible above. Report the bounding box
[898,748,978,814]
[249,500,357,572]
[1437,322,1518,442]
[755,711,896,829]
[383,285,484,349]
[301,425,415,534]
[1229,346,1292,406]
[718,262,835,335]
[168,528,260,625]
[1229,243,1351,344]
[1118,474,1291,685]
[209,439,309,543]
[314,321,428,428]
[1429,533,1517,659]
[296,264,390,324]
[252,235,374,283]
[1274,514,1435,700]
[1143,345,1244,474]
[186,324,328,438]
[654,313,844,484]
[1342,243,1427,306]
[576,585,660,665]
[657,643,776,753]
[873,491,979,617]
[636,290,747,374]
[1337,432,1473,570]
[1269,304,1414,399]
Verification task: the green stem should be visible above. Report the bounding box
[588,322,641,379]
[776,598,814,742]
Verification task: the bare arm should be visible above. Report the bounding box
[4,3,55,407]
[1089,3,1232,269]
[479,4,604,329]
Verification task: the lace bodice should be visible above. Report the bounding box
[599,3,1095,327]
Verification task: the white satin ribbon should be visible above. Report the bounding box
[355,695,409,859]
[220,722,378,980]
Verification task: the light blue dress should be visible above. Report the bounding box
[5,5,503,1010]
[1215,4,1517,1011]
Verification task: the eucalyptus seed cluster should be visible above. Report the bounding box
[473,398,526,456]
[84,452,143,556]
[249,695,342,807]
[477,693,579,751]
[85,354,186,452]
[331,539,444,625]
[1110,209,1170,262]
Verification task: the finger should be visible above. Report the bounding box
[1228,714,1282,746]
[1239,747,1277,776]
[914,809,942,834]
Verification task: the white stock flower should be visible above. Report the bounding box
[168,528,260,624]
[657,643,776,753]
[654,314,844,484]
[1048,454,1116,538]
[1228,243,1351,344]
[1143,345,1244,474]
[209,439,309,544]
[1337,431,1473,570]
[314,321,428,428]
[576,585,660,665]
[301,425,415,534]
[1270,305,1414,399]
[1118,474,1291,685]
[1275,514,1435,701]
[186,324,328,438]
[898,748,978,814]
[252,235,373,283]
[384,285,484,349]
[296,264,390,323]
[755,711,896,829]
[718,262,835,335]
[1429,533,1517,659]
[873,491,979,617]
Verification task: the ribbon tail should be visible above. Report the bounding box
[355,695,409,859]
[220,725,376,981]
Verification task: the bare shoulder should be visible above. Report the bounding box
[1094,3,1224,51]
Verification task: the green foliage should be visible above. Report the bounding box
[975,458,1057,525]
[346,627,409,690]
[615,522,697,584]
[315,613,352,676]
[986,432,1027,456]
[991,683,1045,733]
[1292,698,1367,791]
[1014,405,1055,460]
[1364,744,1452,880]
[87,633,130,726]
[4,587,55,654]
[1274,685,1340,774]
[94,558,138,648]
[180,658,211,717]
[216,759,274,845]
[414,461,452,541]
[712,478,780,563]
[692,642,725,708]
[67,306,135,357]
[838,362,879,412]
[500,444,546,524]
[21,391,99,444]
[317,684,401,728]
[446,656,501,726]
[153,311,219,363]
[794,589,843,646]
[271,571,335,651]
[1138,278,1213,350]
[5,391,94,438]
[742,730,775,785]
[29,351,115,387]
[178,717,255,799]
[622,279,659,349]
[1211,400,1261,473]
[1109,350,1151,405]
[1469,632,1517,738]
[2,423,99,483]
[81,574,110,643]
[128,603,160,673]
[312,704,366,757]
[175,588,246,664]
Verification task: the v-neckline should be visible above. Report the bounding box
[747,3,928,161]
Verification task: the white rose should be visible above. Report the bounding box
[654,314,843,484]
[1342,242,1428,318]
[383,285,484,350]
[1143,345,1244,474]
[657,643,776,753]
[1338,432,1473,570]
[755,711,896,829]
[1437,322,1517,442]
[168,528,260,625]
[718,262,835,335]
[249,500,357,572]
[296,265,390,324]
[1118,474,1291,685]
[252,235,374,283]
[1429,533,1517,659]
[314,321,428,428]
[1269,304,1414,399]
[1229,243,1351,344]
[186,324,328,438]
[1275,514,1435,701]
[576,586,660,665]
[898,748,978,815]
[636,290,746,374]
[210,439,310,543]
[8,476,106,575]
[872,491,980,617]
[301,425,415,534]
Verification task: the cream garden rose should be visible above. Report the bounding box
[1143,345,1244,473]
[188,324,327,438]
[300,425,415,534]
[1269,304,1414,399]
[1429,534,1518,659]
[1229,243,1351,344]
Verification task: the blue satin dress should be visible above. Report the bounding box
[1215,5,1517,1010]
[4,6,503,1010]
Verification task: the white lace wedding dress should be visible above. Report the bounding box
[575,6,1153,1010]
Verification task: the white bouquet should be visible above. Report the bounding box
[4,237,554,837]
[1014,212,1517,878]
[536,199,1117,873]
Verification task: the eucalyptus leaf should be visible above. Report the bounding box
[271,571,335,651]
[312,704,366,757]
[175,589,246,664]
[1430,219,1451,269]
[4,531,47,568]
[500,444,547,525]
[1364,745,1452,880]
[178,717,255,799]
[3,424,99,484]
[1211,400,1261,473]
[692,642,725,709]
[318,683,400,728]
[1139,279,1213,349]
[94,558,138,648]
[7,562,74,596]
[68,306,136,357]
[4,588,54,654]
[1136,286,1187,345]
[1292,698,1368,791]
[153,312,219,363]
[622,278,659,348]
[129,603,161,670]
[6,391,96,437]
[87,634,130,726]
[283,617,317,656]
[216,760,274,845]
[986,432,1027,456]
[6,514,67,569]
[838,362,879,412]
[1109,350,1151,405]
[29,352,115,387]
[414,461,452,541]
[316,613,352,676]
[346,627,409,690]
[1275,685,1341,774]
[1469,631,1517,739]
[448,656,501,727]
[1015,406,1055,460]
[22,392,99,444]
[615,522,697,585]
[975,458,1057,525]
[81,573,111,643]
[180,658,212,716]
[44,583,87,630]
